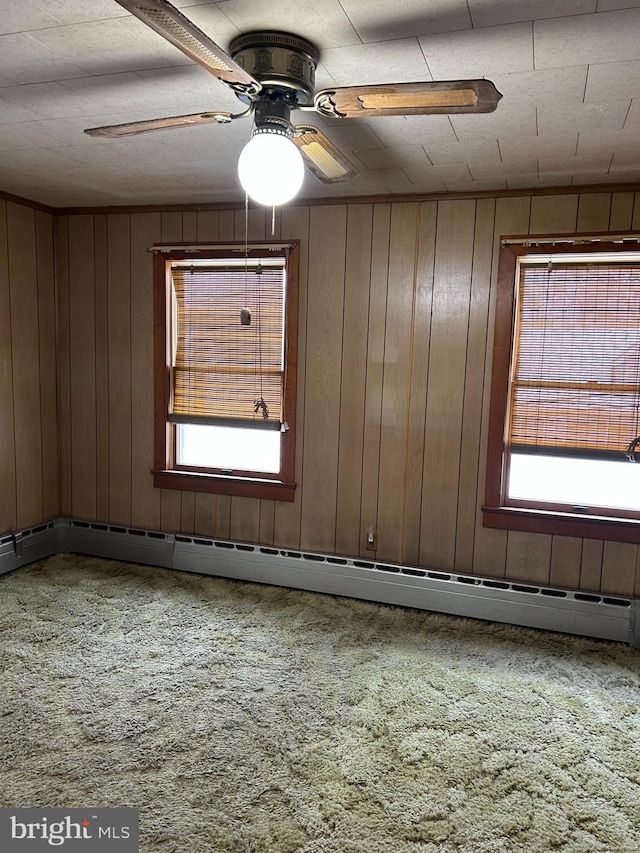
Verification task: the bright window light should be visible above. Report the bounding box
[178,424,281,474]
[508,453,640,512]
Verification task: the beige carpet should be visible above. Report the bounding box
[1,554,639,852]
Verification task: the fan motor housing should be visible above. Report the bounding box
[230,31,319,105]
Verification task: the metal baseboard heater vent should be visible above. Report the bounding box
[2,517,634,647]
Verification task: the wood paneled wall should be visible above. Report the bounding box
[0,200,57,533]
[55,190,640,596]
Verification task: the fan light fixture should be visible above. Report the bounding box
[238,128,304,206]
[84,4,503,202]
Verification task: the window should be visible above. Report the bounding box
[153,242,299,501]
[483,236,640,542]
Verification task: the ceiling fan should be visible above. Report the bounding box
[85,0,502,205]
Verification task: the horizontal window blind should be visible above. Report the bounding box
[171,263,285,429]
[509,262,640,456]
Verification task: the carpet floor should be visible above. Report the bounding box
[1,553,639,852]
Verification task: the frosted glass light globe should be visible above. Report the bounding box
[238,132,305,206]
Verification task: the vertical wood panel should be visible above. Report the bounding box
[94,215,110,521]
[473,195,531,577]
[178,212,199,534]
[420,199,476,570]
[505,530,552,584]
[576,193,611,231]
[36,211,58,521]
[601,541,637,595]
[335,204,373,556]
[359,204,391,557]
[300,205,347,553]
[131,212,162,530]
[259,500,275,545]
[0,202,16,533]
[273,205,310,549]
[55,215,72,518]
[402,201,437,566]
[609,192,634,230]
[376,203,420,564]
[455,197,495,572]
[69,216,97,520]
[212,210,235,539]
[549,535,581,589]
[580,539,603,591]
[529,194,578,233]
[107,214,132,525]
[193,211,220,536]
[229,207,266,544]
[631,193,640,229]
[504,193,580,585]
[8,203,43,528]
[159,212,183,532]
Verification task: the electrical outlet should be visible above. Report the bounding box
[366,525,377,550]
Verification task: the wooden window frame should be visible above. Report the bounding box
[152,241,299,502]
[483,234,640,544]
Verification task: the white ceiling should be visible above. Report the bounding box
[1,0,640,208]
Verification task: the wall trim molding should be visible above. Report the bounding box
[0,189,56,214]
[41,180,640,217]
[1,518,638,648]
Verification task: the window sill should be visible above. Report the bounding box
[482,505,640,543]
[153,469,296,501]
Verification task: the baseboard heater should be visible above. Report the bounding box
[1,518,638,648]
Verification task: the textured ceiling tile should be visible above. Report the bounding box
[584,60,640,102]
[338,0,471,42]
[491,67,588,107]
[0,33,89,84]
[576,128,637,155]
[216,0,360,49]
[0,96,39,123]
[355,144,429,169]
[367,115,458,148]
[450,103,537,142]
[168,2,241,50]
[610,147,640,165]
[29,0,130,24]
[538,153,612,177]
[467,161,538,180]
[60,69,238,118]
[423,138,501,165]
[0,81,93,119]
[133,65,240,111]
[468,0,596,28]
[537,100,630,135]
[608,165,640,183]
[499,135,579,160]
[534,9,640,68]
[319,39,431,87]
[622,98,640,127]
[595,0,640,10]
[27,19,190,76]
[314,123,384,152]
[506,174,568,187]
[0,0,63,33]
[419,22,534,78]
[377,167,416,191]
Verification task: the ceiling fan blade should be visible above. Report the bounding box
[314,80,502,118]
[114,0,260,92]
[84,112,232,137]
[292,126,357,183]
